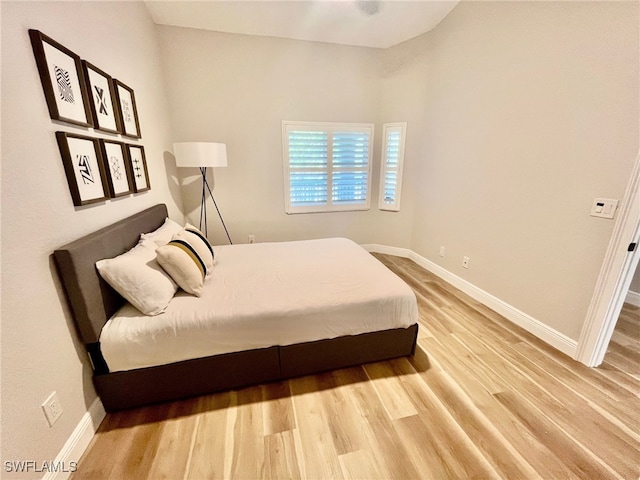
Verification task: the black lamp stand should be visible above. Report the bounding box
[198,167,232,244]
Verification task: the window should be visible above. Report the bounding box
[378,122,407,212]
[282,121,374,214]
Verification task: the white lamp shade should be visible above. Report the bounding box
[173,142,228,168]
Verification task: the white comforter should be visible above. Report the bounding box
[100,238,418,372]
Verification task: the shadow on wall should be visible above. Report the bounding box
[163,151,221,225]
[163,151,187,218]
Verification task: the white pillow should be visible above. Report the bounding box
[96,238,178,315]
[155,225,215,296]
[140,218,183,247]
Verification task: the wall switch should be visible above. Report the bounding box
[439,246,446,257]
[590,198,618,219]
[248,235,255,244]
[42,392,63,427]
[462,256,470,269]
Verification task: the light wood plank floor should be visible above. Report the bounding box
[73,254,640,480]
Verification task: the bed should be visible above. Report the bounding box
[54,204,419,411]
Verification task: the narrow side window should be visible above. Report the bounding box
[379,122,406,212]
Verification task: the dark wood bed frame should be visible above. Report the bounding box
[54,204,419,412]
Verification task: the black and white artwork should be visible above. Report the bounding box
[126,145,150,192]
[100,140,133,197]
[114,80,141,139]
[83,61,120,133]
[29,30,93,127]
[56,132,108,206]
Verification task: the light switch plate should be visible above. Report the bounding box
[590,198,618,219]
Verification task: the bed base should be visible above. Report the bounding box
[95,324,418,412]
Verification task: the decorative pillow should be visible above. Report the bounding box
[96,238,178,315]
[140,217,183,247]
[155,224,215,296]
[173,224,215,277]
[156,240,207,296]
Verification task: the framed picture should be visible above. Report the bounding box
[56,132,108,206]
[29,30,93,127]
[83,61,121,134]
[126,145,150,192]
[99,140,133,197]
[114,80,141,139]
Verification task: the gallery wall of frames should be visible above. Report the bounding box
[29,29,150,206]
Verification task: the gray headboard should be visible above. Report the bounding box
[54,204,168,345]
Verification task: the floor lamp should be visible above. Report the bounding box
[173,142,233,244]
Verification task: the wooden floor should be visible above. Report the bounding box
[73,254,640,480]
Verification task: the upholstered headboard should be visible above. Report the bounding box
[54,204,168,346]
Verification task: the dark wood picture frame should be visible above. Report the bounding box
[114,80,141,139]
[99,139,134,198]
[82,61,121,134]
[126,144,150,193]
[29,30,93,127]
[56,132,108,206]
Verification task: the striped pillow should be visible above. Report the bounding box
[155,225,215,296]
[173,224,215,277]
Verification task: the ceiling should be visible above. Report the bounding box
[144,1,459,49]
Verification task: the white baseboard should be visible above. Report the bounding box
[361,243,412,258]
[626,290,640,307]
[364,244,578,358]
[42,398,106,480]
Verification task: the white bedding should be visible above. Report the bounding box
[100,238,418,372]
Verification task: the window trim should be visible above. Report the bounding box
[378,122,407,212]
[282,121,374,214]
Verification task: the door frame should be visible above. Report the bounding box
[576,153,640,367]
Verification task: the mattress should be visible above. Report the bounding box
[100,238,418,372]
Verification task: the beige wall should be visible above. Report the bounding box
[157,27,416,247]
[1,2,181,475]
[385,1,639,340]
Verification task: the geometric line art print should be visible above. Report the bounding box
[109,156,122,181]
[94,85,108,115]
[122,99,132,124]
[132,156,142,179]
[54,65,75,104]
[77,154,94,184]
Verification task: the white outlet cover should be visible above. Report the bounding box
[42,391,63,427]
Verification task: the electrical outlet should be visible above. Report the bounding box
[248,235,255,244]
[42,392,63,427]
[439,246,446,257]
[462,256,470,269]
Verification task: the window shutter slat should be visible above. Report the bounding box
[289,131,328,168]
[290,172,328,206]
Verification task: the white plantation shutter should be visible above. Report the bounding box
[332,132,370,205]
[283,122,373,214]
[288,131,328,207]
[379,122,406,212]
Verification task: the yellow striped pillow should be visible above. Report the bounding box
[156,239,208,296]
[174,224,214,277]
